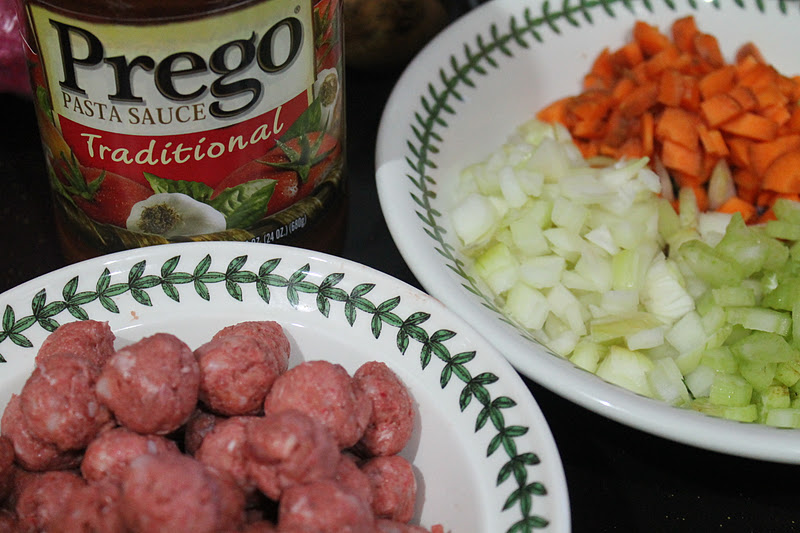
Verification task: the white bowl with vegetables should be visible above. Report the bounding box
[376,0,800,462]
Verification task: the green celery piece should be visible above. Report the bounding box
[701,347,738,374]
[773,197,800,225]
[764,408,800,428]
[725,307,792,336]
[589,312,664,344]
[738,360,778,391]
[714,214,768,277]
[709,374,753,407]
[678,239,744,287]
[761,266,800,311]
[730,331,795,364]
[765,220,800,241]
[712,286,756,307]
[775,358,800,387]
[757,383,792,409]
[759,232,790,271]
[691,398,759,423]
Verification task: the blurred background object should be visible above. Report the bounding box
[0,0,28,95]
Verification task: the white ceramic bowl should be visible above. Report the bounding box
[0,242,570,532]
[376,0,800,463]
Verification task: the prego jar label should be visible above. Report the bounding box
[22,0,346,260]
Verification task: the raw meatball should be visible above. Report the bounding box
[263,360,371,449]
[183,409,222,456]
[212,320,291,373]
[120,453,243,533]
[278,479,375,533]
[0,509,18,532]
[239,520,278,533]
[36,320,115,368]
[0,435,14,502]
[96,333,200,435]
[81,427,180,485]
[0,394,82,472]
[19,352,111,451]
[15,470,85,532]
[246,410,339,500]
[56,479,125,533]
[354,361,415,456]
[376,519,431,533]
[335,453,374,507]
[195,416,256,494]
[362,455,417,523]
[195,334,282,416]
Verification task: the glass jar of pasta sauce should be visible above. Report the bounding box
[17,0,346,261]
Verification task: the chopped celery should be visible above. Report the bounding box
[730,331,795,364]
[700,347,738,374]
[725,307,791,336]
[758,384,791,410]
[764,408,800,428]
[685,364,716,398]
[678,239,744,287]
[773,197,800,224]
[714,214,769,277]
[595,346,654,397]
[691,399,759,423]
[709,374,753,407]
[711,286,756,307]
[738,361,778,392]
[765,220,800,241]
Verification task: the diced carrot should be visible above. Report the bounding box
[754,84,788,109]
[719,112,778,141]
[697,124,729,156]
[671,16,698,54]
[535,15,800,225]
[658,69,684,106]
[699,65,737,99]
[762,150,800,193]
[614,41,645,68]
[536,97,569,125]
[727,86,758,112]
[661,138,703,177]
[717,196,757,222]
[755,208,778,224]
[644,45,682,78]
[655,107,699,149]
[735,42,766,65]
[611,77,637,103]
[693,32,725,68]
[747,135,800,177]
[618,81,659,117]
[700,93,743,127]
[642,111,655,155]
[634,20,672,56]
[726,137,753,168]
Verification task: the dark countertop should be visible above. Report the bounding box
[2,11,800,533]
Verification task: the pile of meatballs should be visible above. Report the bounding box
[0,319,436,532]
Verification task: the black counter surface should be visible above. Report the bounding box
[2,5,800,532]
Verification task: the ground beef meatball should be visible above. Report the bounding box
[183,409,223,456]
[56,479,125,533]
[195,334,282,416]
[246,410,339,501]
[263,360,371,449]
[120,453,243,533]
[239,520,278,533]
[375,519,432,533]
[0,509,19,532]
[195,416,256,494]
[354,361,415,457]
[335,453,374,507]
[362,455,418,523]
[1,394,82,472]
[15,470,86,532]
[0,435,14,502]
[212,321,291,373]
[80,427,180,485]
[35,320,115,368]
[96,333,200,435]
[278,480,375,533]
[19,352,111,451]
